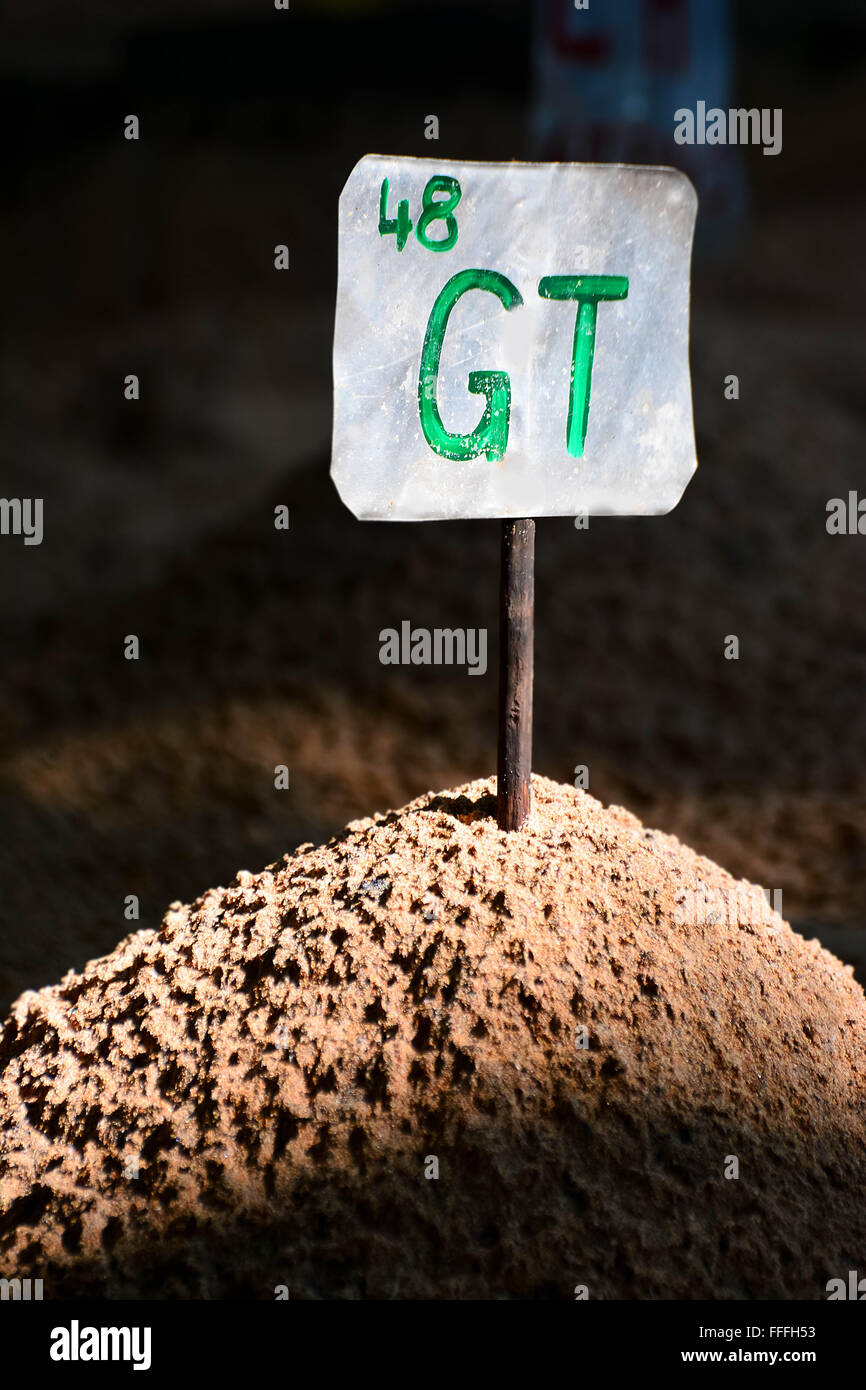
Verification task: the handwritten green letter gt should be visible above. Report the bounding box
[417,269,629,463]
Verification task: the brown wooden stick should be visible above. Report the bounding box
[497,518,535,831]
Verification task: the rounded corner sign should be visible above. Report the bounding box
[331,156,698,522]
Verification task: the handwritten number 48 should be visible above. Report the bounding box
[379,176,461,253]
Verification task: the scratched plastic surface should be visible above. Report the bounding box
[331,156,698,521]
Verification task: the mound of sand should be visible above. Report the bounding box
[1,777,864,1299]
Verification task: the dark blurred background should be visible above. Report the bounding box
[1,0,865,1010]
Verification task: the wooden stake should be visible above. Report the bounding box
[497,518,535,831]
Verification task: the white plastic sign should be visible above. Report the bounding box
[332,156,697,521]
